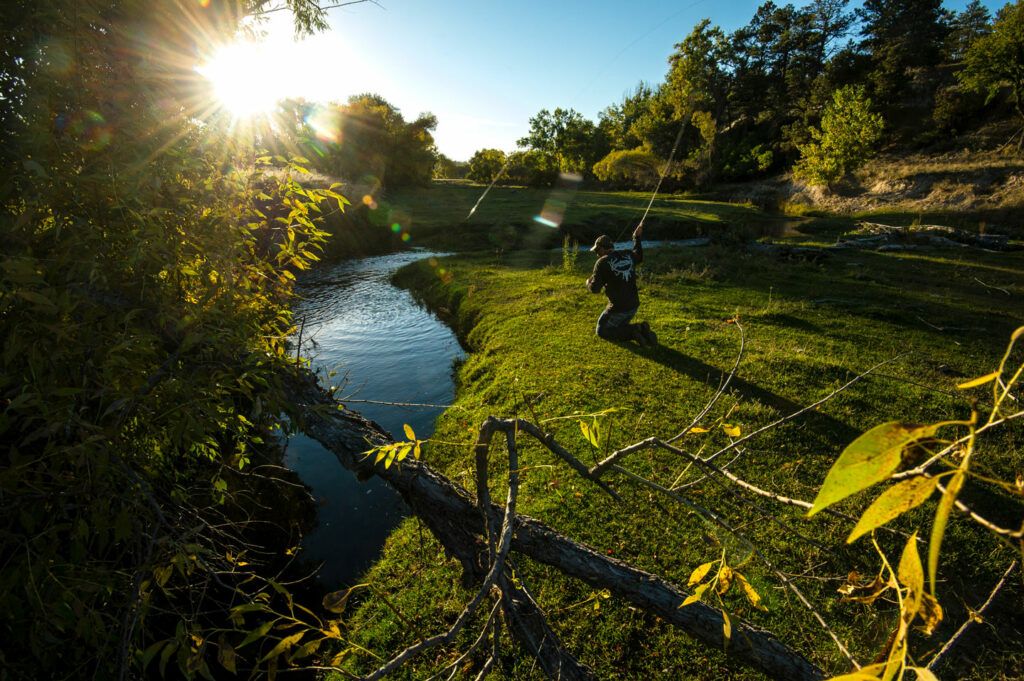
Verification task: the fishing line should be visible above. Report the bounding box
[462,0,708,232]
[569,0,712,107]
[616,118,686,242]
[461,152,515,223]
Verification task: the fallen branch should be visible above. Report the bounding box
[927,560,1018,672]
[288,371,827,681]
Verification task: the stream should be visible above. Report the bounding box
[284,250,464,588]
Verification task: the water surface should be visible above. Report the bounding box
[285,251,463,587]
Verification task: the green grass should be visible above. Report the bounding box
[375,181,814,251]
[330,239,1024,680]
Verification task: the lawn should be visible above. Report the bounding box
[327,222,1023,679]
[373,181,818,252]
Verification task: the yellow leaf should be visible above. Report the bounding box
[929,470,964,595]
[809,422,941,517]
[689,426,710,434]
[722,610,731,648]
[847,477,937,543]
[915,591,943,636]
[722,424,741,437]
[717,565,733,595]
[688,561,715,586]
[680,582,711,607]
[403,424,415,440]
[1012,325,1024,342]
[735,573,768,611]
[898,533,924,619]
[956,372,1000,389]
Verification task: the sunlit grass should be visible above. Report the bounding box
[332,240,1024,679]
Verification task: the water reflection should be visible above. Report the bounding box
[286,250,464,588]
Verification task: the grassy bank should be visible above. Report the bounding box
[371,181,822,252]
[331,237,1023,679]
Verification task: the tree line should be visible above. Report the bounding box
[462,0,1019,189]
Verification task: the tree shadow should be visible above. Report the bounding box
[618,340,861,444]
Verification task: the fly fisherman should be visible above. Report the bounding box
[586,224,658,347]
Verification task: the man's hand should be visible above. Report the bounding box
[632,224,644,239]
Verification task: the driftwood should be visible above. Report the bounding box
[287,371,827,681]
[743,221,1019,262]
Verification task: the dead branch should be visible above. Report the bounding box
[927,560,1018,672]
[287,371,827,681]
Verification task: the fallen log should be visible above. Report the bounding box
[288,372,828,681]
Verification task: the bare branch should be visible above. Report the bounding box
[927,561,1018,671]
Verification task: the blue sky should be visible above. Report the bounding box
[255,0,1003,161]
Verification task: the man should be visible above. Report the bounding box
[585,225,658,347]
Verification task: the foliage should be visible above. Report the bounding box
[592,148,662,188]
[517,107,611,178]
[374,238,1023,680]
[857,0,948,111]
[504,149,560,187]
[0,1,345,678]
[467,148,508,184]
[270,94,439,188]
[809,327,1024,680]
[959,0,1024,131]
[794,85,884,185]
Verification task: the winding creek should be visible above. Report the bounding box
[285,250,464,588]
[280,227,807,587]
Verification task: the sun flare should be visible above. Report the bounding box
[198,42,282,118]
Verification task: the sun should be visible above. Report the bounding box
[197,41,282,118]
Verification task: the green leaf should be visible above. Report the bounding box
[847,477,937,543]
[322,588,352,614]
[290,638,321,662]
[217,636,237,673]
[929,470,964,595]
[580,420,599,448]
[237,620,275,649]
[808,422,940,517]
[141,640,166,669]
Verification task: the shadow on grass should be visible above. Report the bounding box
[616,339,861,444]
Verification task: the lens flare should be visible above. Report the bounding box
[305,107,340,143]
[56,110,112,150]
[533,172,582,229]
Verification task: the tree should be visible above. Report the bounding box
[946,0,993,62]
[665,19,729,124]
[269,94,438,187]
[598,83,655,151]
[857,0,948,114]
[794,84,884,185]
[592,148,662,188]
[959,0,1024,145]
[517,107,608,176]
[0,1,348,678]
[467,148,507,183]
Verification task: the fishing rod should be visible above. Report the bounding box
[616,119,687,243]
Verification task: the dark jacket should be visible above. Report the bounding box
[587,236,643,312]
